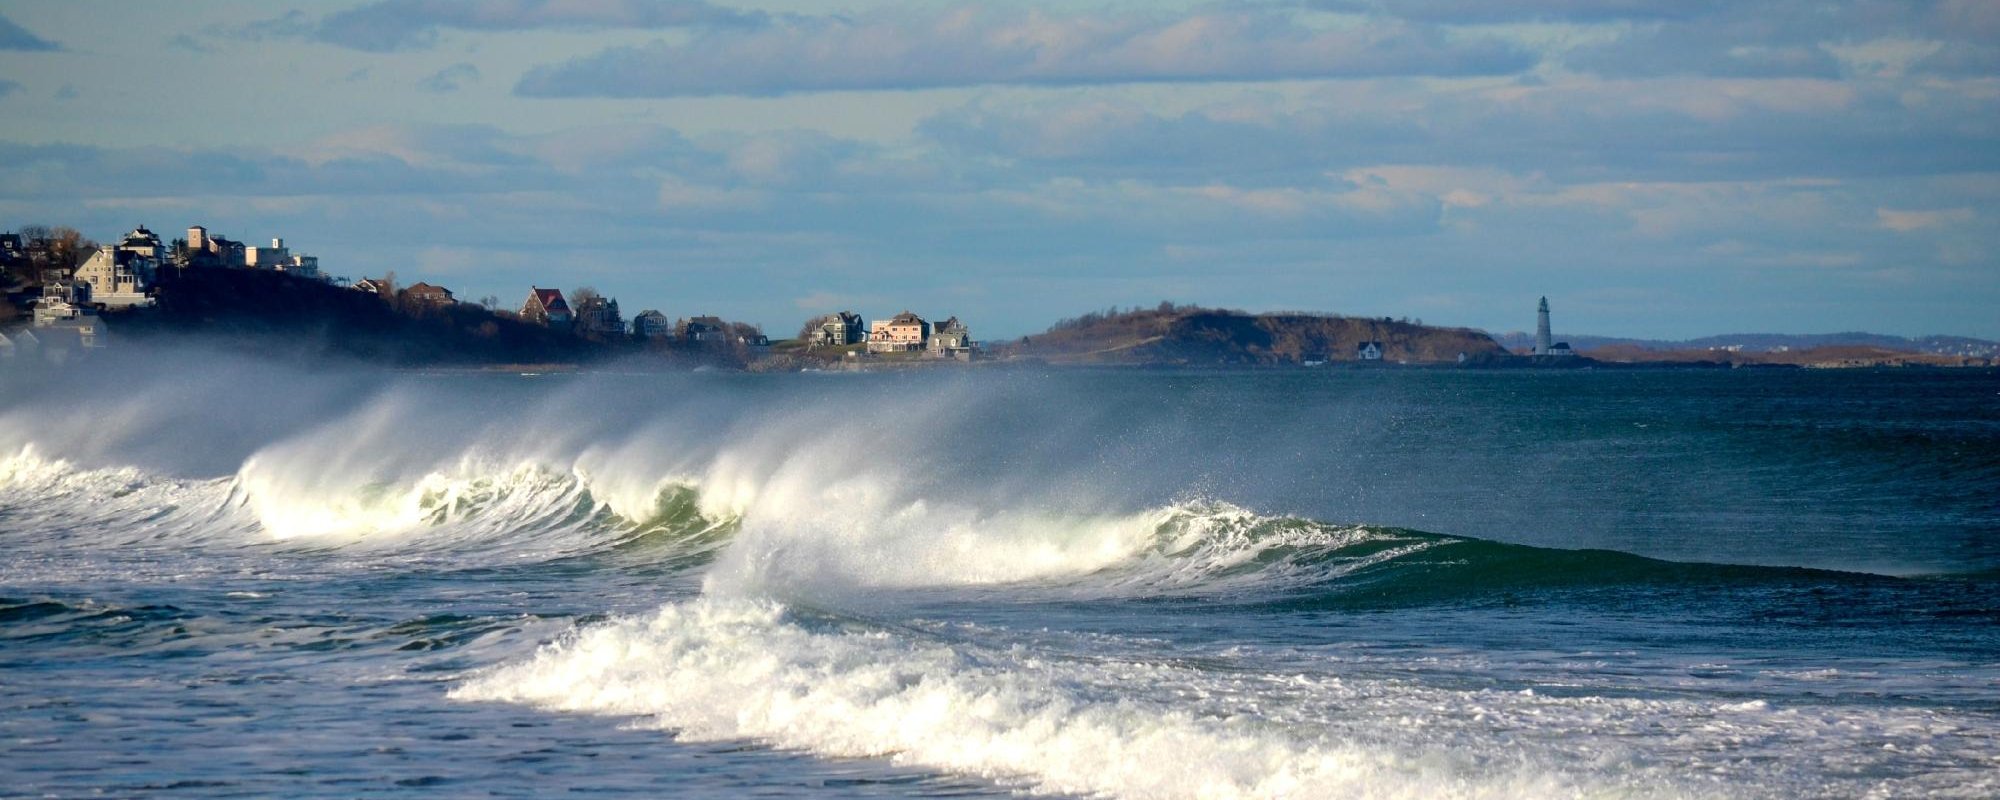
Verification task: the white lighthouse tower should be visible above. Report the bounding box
[1534,296,1553,356]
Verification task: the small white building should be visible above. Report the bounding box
[1356,341,1384,361]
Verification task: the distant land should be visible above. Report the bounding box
[11,263,1996,370]
[1494,331,2000,358]
[995,304,1508,366]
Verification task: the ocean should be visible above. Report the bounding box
[3,347,1996,799]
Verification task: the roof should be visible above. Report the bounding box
[405,282,450,294]
[1357,341,1383,350]
[530,287,569,310]
[889,310,925,324]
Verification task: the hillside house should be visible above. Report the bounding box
[186,225,246,268]
[868,311,928,353]
[115,226,166,262]
[521,287,572,327]
[574,295,624,338]
[352,278,393,299]
[682,315,727,343]
[1356,341,1384,361]
[74,248,156,309]
[403,282,455,308]
[811,311,864,347]
[632,309,671,339]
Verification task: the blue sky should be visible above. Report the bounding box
[0,0,1995,339]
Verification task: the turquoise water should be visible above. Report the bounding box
[2,350,1996,798]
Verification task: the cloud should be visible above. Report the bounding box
[1315,1,2000,80]
[1557,2,1998,79]
[167,34,218,55]
[419,63,481,93]
[1316,0,1727,24]
[920,74,1998,186]
[515,7,1536,97]
[0,80,19,98]
[298,0,762,51]
[0,13,59,51]
[1877,207,1974,231]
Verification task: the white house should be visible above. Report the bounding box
[1356,341,1384,361]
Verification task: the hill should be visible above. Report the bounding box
[113,267,601,366]
[997,304,1508,366]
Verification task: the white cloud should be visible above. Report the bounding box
[1877,207,1975,232]
[515,7,1535,96]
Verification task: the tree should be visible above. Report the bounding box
[798,313,836,340]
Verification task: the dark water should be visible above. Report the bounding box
[2,351,1996,799]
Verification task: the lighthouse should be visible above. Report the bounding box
[1534,296,1553,356]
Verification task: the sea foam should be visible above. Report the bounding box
[452,597,1634,800]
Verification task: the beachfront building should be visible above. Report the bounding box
[867,311,928,353]
[928,316,973,358]
[521,286,572,327]
[29,274,107,359]
[1357,341,1384,361]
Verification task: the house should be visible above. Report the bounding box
[245,238,289,270]
[28,276,106,360]
[632,310,671,339]
[352,278,393,299]
[521,286,571,327]
[73,248,155,309]
[811,311,864,347]
[283,253,321,278]
[573,295,624,338]
[1356,341,1384,361]
[1547,342,1575,357]
[32,272,90,325]
[928,316,972,357]
[867,311,928,353]
[186,225,246,268]
[402,282,455,307]
[682,315,727,343]
[0,233,23,263]
[114,226,166,262]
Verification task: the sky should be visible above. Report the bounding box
[0,0,1995,340]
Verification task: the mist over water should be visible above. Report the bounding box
[3,343,1997,798]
